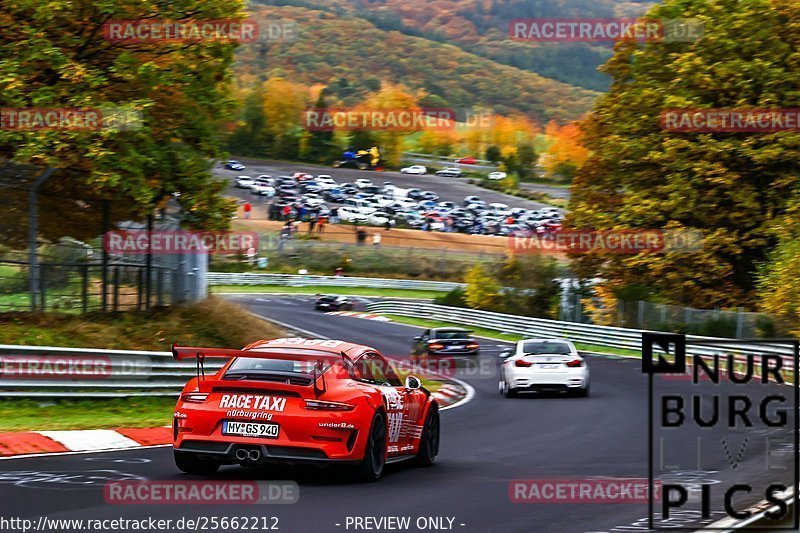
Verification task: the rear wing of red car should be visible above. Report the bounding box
[171,344,342,361]
[171,344,349,395]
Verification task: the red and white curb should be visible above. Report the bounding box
[431,382,472,411]
[325,311,391,322]
[0,426,172,458]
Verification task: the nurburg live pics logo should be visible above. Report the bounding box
[642,332,799,530]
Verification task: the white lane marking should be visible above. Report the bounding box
[38,430,141,451]
[247,311,330,339]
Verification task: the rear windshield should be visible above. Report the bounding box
[435,330,471,340]
[225,357,327,376]
[521,342,571,355]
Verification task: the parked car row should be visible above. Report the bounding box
[232,171,564,235]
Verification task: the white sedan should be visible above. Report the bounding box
[251,183,275,196]
[235,176,254,188]
[355,178,374,189]
[337,206,369,223]
[488,171,507,180]
[499,339,589,398]
[401,165,427,175]
[368,211,395,226]
[316,176,338,190]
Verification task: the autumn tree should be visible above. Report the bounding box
[228,84,271,157]
[464,263,501,310]
[262,77,313,160]
[359,83,420,167]
[542,122,589,182]
[0,0,246,238]
[568,0,800,309]
[302,91,339,163]
[496,255,560,318]
[758,199,800,335]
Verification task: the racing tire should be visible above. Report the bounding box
[415,404,440,467]
[357,162,368,170]
[355,413,387,482]
[332,161,342,168]
[174,451,220,475]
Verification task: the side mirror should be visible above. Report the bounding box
[499,350,513,359]
[405,375,422,390]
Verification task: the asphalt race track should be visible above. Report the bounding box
[0,295,794,533]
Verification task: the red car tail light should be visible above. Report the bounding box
[515,359,534,367]
[304,399,355,411]
[428,343,445,350]
[180,392,209,403]
[466,343,479,350]
[566,359,584,368]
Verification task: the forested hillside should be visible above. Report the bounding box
[237,4,600,123]
[252,0,656,91]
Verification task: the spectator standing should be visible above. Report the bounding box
[308,211,317,234]
[356,228,367,246]
[243,202,252,219]
[372,233,382,247]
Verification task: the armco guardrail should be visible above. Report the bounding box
[365,300,797,364]
[0,344,467,400]
[0,345,226,398]
[208,273,464,292]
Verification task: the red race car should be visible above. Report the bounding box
[171,338,440,481]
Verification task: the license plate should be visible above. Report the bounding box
[539,364,560,369]
[222,421,279,438]
[448,345,464,350]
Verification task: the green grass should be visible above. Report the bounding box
[0,296,286,350]
[0,397,177,431]
[381,313,642,358]
[210,285,442,299]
